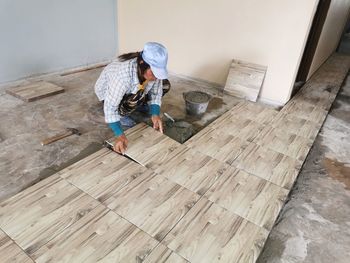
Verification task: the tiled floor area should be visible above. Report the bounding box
[0,54,349,262]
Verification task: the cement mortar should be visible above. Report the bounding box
[0,69,241,201]
[184,91,211,103]
[2,62,349,262]
[164,120,193,143]
[257,74,350,263]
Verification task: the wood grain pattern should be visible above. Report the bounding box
[0,229,34,263]
[0,175,100,255]
[0,52,348,263]
[59,148,147,203]
[144,244,189,263]
[233,143,301,189]
[223,118,265,142]
[294,85,337,111]
[271,113,320,141]
[32,205,159,263]
[57,148,114,178]
[186,101,272,148]
[163,198,269,263]
[185,127,249,165]
[224,59,267,102]
[123,123,183,167]
[307,54,350,88]
[6,82,64,102]
[204,115,265,142]
[105,172,199,241]
[153,147,227,196]
[281,100,327,125]
[205,167,289,230]
[193,110,235,136]
[228,101,278,125]
[299,82,336,94]
[253,126,313,162]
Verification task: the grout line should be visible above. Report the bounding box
[2,53,349,263]
[0,227,36,262]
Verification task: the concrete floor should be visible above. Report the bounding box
[0,69,240,202]
[258,74,350,263]
[0,59,349,262]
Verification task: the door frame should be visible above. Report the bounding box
[294,0,331,91]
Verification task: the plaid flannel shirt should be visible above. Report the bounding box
[94,58,163,123]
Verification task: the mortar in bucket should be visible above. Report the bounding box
[183,91,212,116]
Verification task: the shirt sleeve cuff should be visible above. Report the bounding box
[150,104,160,116]
[108,121,124,136]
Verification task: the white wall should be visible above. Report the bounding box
[308,0,350,79]
[117,0,319,105]
[0,0,117,84]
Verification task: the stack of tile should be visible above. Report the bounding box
[0,54,349,263]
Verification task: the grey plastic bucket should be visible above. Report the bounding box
[183,91,212,116]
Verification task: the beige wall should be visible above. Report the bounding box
[118,0,319,105]
[308,0,350,79]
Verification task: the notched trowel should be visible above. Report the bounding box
[103,140,144,166]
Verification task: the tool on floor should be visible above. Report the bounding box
[103,140,144,166]
[164,112,175,123]
[41,128,81,146]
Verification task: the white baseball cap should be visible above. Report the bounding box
[142,42,168,80]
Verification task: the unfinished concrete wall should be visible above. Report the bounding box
[117,0,319,105]
[0,0,117,84]
[307,0,350,79]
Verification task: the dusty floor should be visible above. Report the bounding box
[258,75,350,263]
[0,69,240,202]
[0,61,349,262]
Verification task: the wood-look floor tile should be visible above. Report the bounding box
[185,109,231,143]
[185,128,249,165]
[0,229,34,263]
[307,74,344,88]
[105,172,200,241]
[308,54,350,87]
[293,86,337,111]
[205,167,289,230]
[31,205,159,263]
[124,123,183,167]
[271,113,321,141]
[193,110,234,136]
[0,175,100,255]
[299,81,339,95]
[57,148,112,178]
[253,126,313,162]
[281,100,328,126]
[153,147,227,195]
[228,101,278,125]
[200,107,264,142]
[233,143,301,189]
[224,59,267,102]
[144,243,189,263]
[163,198,268,263]
[6,81,64,102]
[205,118,264,143]
[59,148,147,203]
[224,118,265,142]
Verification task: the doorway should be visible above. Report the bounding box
[293,0,331,96]
[337,13,350,54]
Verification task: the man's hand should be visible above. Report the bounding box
[151,115,163,133]
[113,134,128,154]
